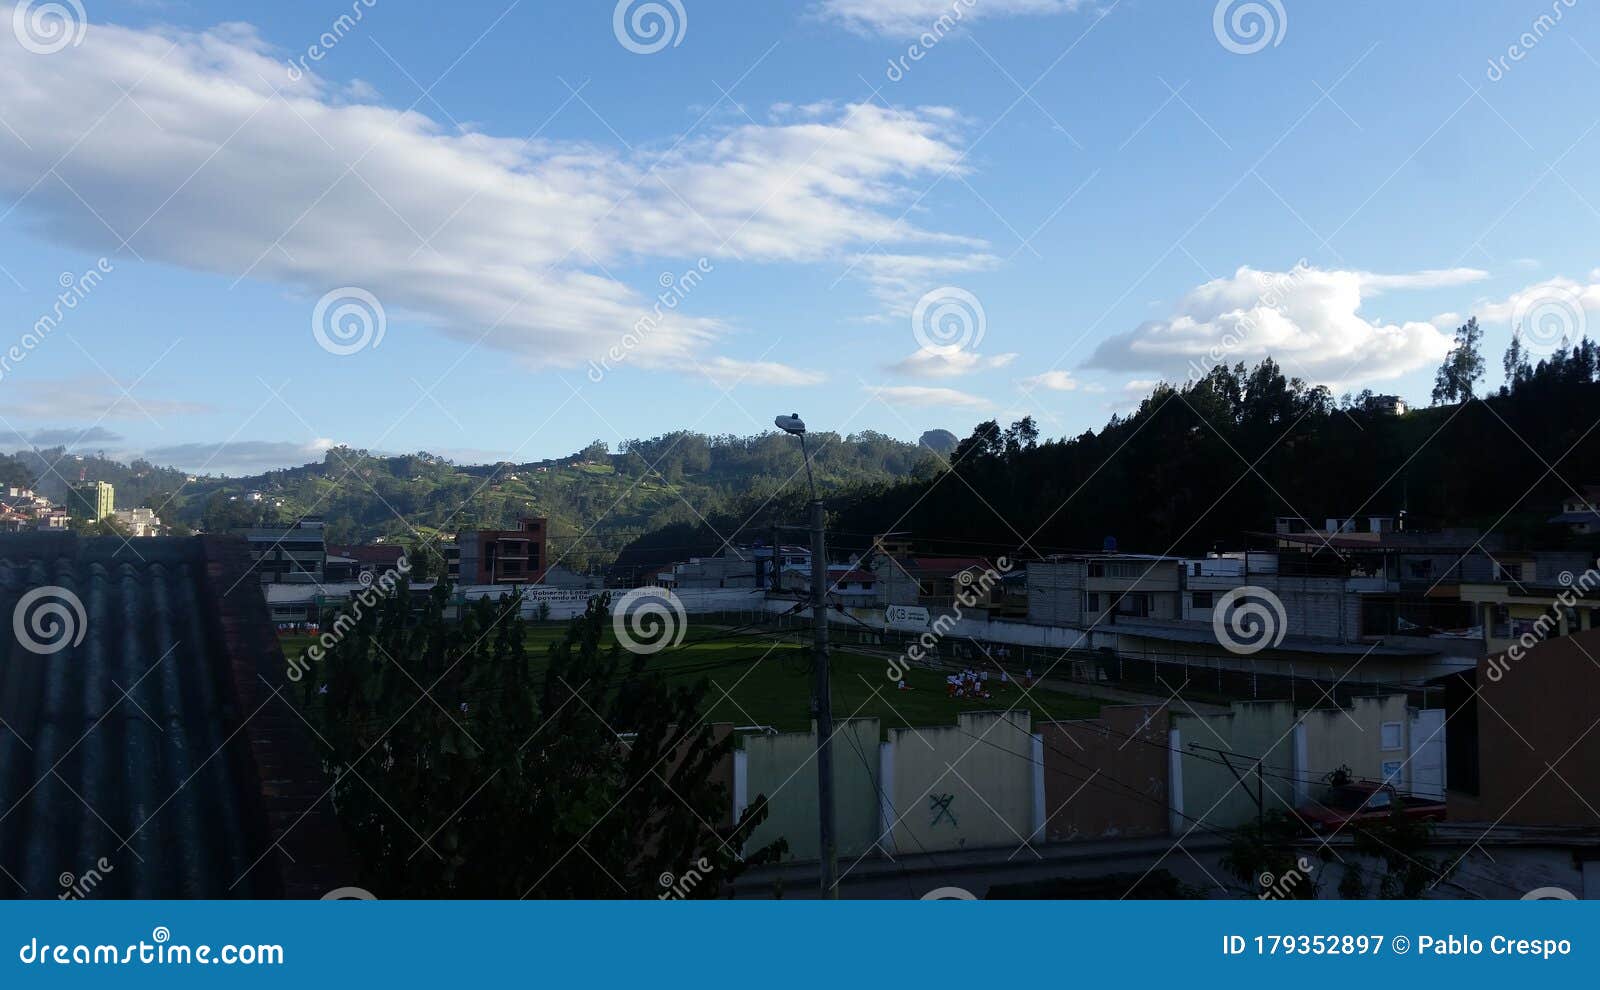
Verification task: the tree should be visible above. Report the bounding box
[1502,327,1532,392]
[1432,317,1485,405]
[297,584,785,897]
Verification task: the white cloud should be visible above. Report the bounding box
[1087,265,1478,390]
[0,378,212,424]
[853,251,999,320]
[1470,275,1600,325]
[0,13,985,377]
[693,357,827,387]
[1018,370,1078,391]
[887,347,1016,378]
[141,439,336,475]
[819,0,1087,35]
[865,384,993,409]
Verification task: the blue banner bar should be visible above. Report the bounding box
[2,901,1590,986]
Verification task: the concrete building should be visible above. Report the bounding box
[1459,553,1600,655]
[1026,553,1184,627]
[240,517,327,585]
[456,517,547,585]
[1448,629,1600,828]
[67,480,115,522]
[110,507,162,537]
[1549,485,1600,535]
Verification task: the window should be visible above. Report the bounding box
[1191,591,1214,609]
[1115,593,1151,618]
[1084,592,1100,613]
[1407,560,1434,579]
[1380,722,1403,751]
[1087,562,1105,577]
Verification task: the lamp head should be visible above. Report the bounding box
[774,413,806,436]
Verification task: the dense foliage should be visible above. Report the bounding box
[296,584,785,897]
[618,345,1600,563]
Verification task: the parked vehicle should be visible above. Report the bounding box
[1296,782,1446,831]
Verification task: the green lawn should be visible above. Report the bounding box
[280,624,1099,735]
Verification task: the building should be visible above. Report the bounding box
[1026,553,1184,626]
[111,507,162,537]
[0,532,350,896]
[67,480,115,522]
[240,517,328,585]
[1447,629,1600,828]
[324,543,406,582]
[1459,552,1600,655]
[456,517,547,584]
[875,554,1002,610]
[1548,485,1600,535]
[1371,394,1408,416]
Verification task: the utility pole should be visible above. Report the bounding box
[774,412,837,898]
[809,494,837,898]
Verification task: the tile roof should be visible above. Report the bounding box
[0,533,347,899]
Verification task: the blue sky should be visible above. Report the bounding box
[1,0,1598,474]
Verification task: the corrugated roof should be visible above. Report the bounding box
[0,533,347,899]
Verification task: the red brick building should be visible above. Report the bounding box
[457,517,548,584]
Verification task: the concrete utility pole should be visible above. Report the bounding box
[775,412,838,898]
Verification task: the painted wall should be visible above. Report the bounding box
[1038,705,1168,842]
[1172,701,1299,830]
[1296,695,1412,804]
[740,718,883,863]
[887,711,1036,854]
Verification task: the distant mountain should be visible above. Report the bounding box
[6,430,938,572]
[919,429,958,456]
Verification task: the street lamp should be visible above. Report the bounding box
[774,413,816,500]
[775,411,836,898]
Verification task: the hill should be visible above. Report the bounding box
[7,431,942,573]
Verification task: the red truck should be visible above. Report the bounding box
[1296,782,1446,831]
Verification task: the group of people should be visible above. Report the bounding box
[276,622,321,636]
[946,668,1001,699]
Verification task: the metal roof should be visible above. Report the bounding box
[0,533,347,898]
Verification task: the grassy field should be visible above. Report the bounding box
[279,623,1100,735]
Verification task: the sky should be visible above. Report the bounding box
[1,0,1598,475]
